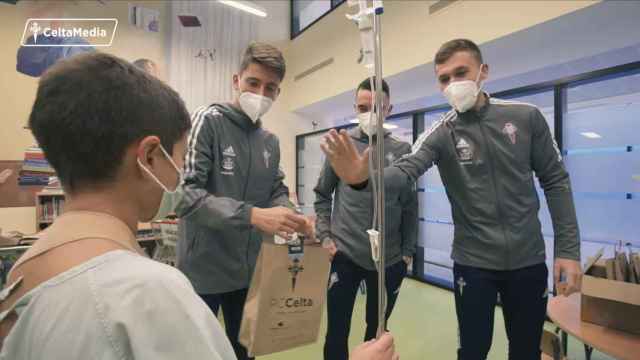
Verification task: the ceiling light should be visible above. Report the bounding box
[218,0,267,18]
[580,132,602,139]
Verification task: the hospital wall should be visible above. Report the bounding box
[0,0,169,234]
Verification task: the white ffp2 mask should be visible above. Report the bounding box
[357,111,377,136]
[239,92,273,123]
[444,64,485,113]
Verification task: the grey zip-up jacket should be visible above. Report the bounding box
[175,103,291,294]
[314,128,418,271]
[379,95,580,270]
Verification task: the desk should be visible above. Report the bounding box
[547,293,640,360]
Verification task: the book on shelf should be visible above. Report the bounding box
[39,188,64,195]
[45,176,61,190]
[22,166,55,174]
[39,196,65,223]
[19,170,50,177]
[23,159,51,166]
[24,151,45,159]
[19,176,50,186]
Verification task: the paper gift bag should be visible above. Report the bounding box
[239,237,330,357]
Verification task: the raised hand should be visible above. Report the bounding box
[320,129,371,185]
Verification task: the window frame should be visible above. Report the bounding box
[291,0,346,40]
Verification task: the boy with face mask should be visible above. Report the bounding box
[320,39,582,360]
[174,42,312,360]
[314,77,417,360]
[0,52,236,359]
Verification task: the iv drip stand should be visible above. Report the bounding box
[346,0,387,339]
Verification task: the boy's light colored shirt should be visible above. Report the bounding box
[1,212,236,360]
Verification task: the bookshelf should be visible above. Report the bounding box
[33,194,168,251]
[36,190,65,230]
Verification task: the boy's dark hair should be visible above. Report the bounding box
[29,52,191,193]
[240,42,286,81]
[356,76,390,98]
[434,38,483,66]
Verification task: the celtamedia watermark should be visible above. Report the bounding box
[21,18,118,47]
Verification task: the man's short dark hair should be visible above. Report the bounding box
[29,52,191,193]
[356,76,390,98]
[240,42,286,81]
[434,38,483,66]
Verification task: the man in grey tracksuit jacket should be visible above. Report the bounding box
[321,39,582,360]
[176,103,291,292]
[174,43,313,360]
[175,103,293,360]
[385,96,580,360]
[315,127,417,359]
[315,128,417,269]
[315,77,418,360]
[393,101,580,271]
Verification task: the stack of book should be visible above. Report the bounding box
[19,147,55,186]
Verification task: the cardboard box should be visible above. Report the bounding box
[582,259,640,335]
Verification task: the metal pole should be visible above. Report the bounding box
[372,7,387,338]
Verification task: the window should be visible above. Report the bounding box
[564,70,640,262]
[386,116,413,143]
[296,131,329,215]
[418,108,455,286]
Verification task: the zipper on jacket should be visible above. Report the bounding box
[243,130,252,281]
[242,131,252,201]
[476,119,511,269]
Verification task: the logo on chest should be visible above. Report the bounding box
[502,122,518,145]
[263,149,271,168]
[223,145,236,157]
[456,138,474,162]
[221,157,235,175]
[221,145,236,176]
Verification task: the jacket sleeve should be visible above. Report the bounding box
[313,157,339,242]
[175,107,253,231]
[530,108,580,261]
[397,143,418,258]
[269,136,294,209]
